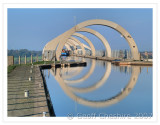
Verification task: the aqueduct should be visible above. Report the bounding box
[43,19,140,61]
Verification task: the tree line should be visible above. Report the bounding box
[8,49,42,57]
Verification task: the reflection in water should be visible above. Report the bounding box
[66,62,111,93]
[50,61,140,108]
[45,57,152,117]
[60,67,84,79]
[112,65,133,74]
[64,59,96,84]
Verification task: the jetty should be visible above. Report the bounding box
[111,60,152,66]
[7,65,54,117]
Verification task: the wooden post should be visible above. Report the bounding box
[13,56,14,65]
[31,55,33,64]
[19,56,21,65]
[25,55,27,64]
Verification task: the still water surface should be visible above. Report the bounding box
[43,57,152,117]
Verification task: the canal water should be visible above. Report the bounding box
[43,57,152,117]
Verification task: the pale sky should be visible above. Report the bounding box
[8,8,152,51]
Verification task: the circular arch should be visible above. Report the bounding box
[66,41,77,50]
[55,27,111,60]
[63,27,111,57]
[68,37,85,55]
[64,43,72,50]
[66,41,92,58]
[76,27,111,57]
[52,19,140,61]
[72,32,96,56]
[66,39,78,54]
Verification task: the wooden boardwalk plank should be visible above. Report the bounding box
[8,65,50,117]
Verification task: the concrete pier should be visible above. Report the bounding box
[75,55,152,66]
[75,55,115,61]
[8,65,52,117]
[111,61,152,66]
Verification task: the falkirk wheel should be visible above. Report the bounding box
[43,19,140,61]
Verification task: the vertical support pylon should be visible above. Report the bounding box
[19,56,21,65]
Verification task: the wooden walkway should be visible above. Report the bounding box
[8,65,50,117]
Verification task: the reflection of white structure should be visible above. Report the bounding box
[60,67,84,80]
[66,62,111,93]
[64,59,96,84]
[50,64,140,108]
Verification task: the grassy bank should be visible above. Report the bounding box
[8,65,17,73]
[8,61,59,73]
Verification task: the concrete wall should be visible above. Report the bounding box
[8,56,14,66]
